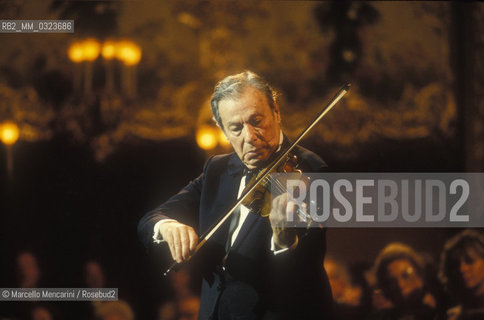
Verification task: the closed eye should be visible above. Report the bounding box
[249,116,263,127]
[229,124,243,133]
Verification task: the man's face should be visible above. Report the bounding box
[218,86,281,170]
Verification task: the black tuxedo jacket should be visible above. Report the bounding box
[138,144,334,320]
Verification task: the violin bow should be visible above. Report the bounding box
[163,83,351,276]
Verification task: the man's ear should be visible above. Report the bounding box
[273,102,281,124]
[213,116,225,132]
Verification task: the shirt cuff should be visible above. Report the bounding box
[153,219,177,244]
[270,234,299,255]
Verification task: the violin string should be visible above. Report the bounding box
[263,174,312,223]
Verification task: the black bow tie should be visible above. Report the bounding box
[243,168,259,176]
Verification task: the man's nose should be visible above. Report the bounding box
[243,124,258,143]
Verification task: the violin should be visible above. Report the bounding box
[241,152,302,218]
[163,83,350,276]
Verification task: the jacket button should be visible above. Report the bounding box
[217,283,224,290]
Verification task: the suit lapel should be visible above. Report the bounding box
[230,211,261,252]
[207,154,244,245]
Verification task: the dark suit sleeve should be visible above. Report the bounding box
[267,146,333,310]
[137,157,212,250]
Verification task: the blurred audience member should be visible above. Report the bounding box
[85,260,106,288]
[95,301,134,320]
[325,257,371,319]
[1,251,43,319]
[367,242,438,320]
[177,296,200,320]
[158,269,200,320]
[439,229,484,320]
[63,259,108,320]
[30,305,55,320]
[158,296,200,320]
[168,269,192,301]
[16,251,40,288]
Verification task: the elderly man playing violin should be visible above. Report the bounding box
[138,71,334,320]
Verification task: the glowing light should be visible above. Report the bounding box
[196,126,218,150]
[102,41,116,60]
[0,122,20,146]
[116,41,142,66]
[68,42,84,62]
[82,38,101,61]
[177,12,202,29]
[218,130,231,147]
[342,49,356,63]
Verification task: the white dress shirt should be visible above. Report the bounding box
[153,132,298,254]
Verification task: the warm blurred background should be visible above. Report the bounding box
[0,1,483,319]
